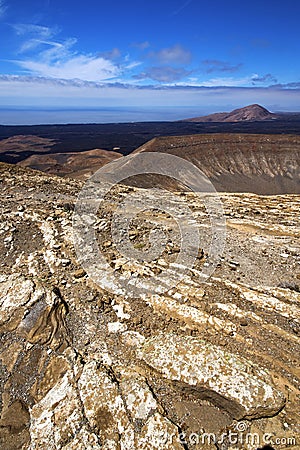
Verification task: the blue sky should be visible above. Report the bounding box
[1,0,300,113]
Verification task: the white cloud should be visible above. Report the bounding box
[14,37,121,82]
[11,23,127,82]
[18,54,120,81]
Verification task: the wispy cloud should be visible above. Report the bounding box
[134,66,191,82]
[125,61,142,70]
[148,44,192,65]
[19,38,64,54]
[0,0,7,17]
[202,59,243,73]
[13,23,60,54]
[13,23,58,39]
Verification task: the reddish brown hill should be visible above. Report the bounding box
[18,148,122,179]
[183,104,277,122]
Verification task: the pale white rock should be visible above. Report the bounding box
[121,331,145,347]
[138,334,285,420]
[0,274,33,323]
[146,294,236,335]
[119,371,158,421]
[214,302,263,322]
[27,252,40,275]
[29,371,83,450]
[280,252,289,258]
[0,273,57,329]
[107,321,128,333]
[112,303,131,320]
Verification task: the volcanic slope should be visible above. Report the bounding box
[133,133,300,194]
[0,162,299,449]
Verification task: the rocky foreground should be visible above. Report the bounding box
[0,162,299,449]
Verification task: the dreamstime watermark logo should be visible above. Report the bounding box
[152,426,297,448]
[72,152,226,297]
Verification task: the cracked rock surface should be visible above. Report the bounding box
[0,162,299,449]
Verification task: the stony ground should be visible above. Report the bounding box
[0,162,299,450]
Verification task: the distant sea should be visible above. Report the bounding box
[0,106,206,126]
